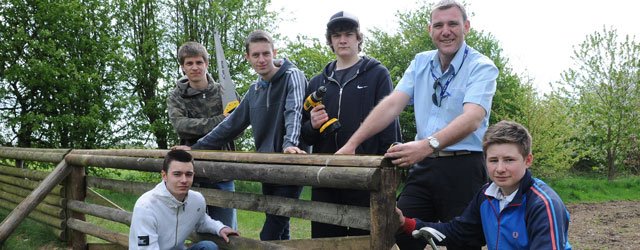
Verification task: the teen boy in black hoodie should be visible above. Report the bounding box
[301,11,401,238]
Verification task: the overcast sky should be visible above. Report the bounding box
[268,0,639,94]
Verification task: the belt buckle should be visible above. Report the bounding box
[438,151,455,157]
[428,151,447,158]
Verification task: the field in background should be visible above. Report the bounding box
[546,175,640,202]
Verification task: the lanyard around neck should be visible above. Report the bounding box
[429,46,469,100]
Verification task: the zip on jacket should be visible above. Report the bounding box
[175,206,180,248]
[324,69,361,149]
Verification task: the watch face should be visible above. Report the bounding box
[429,137,439,149]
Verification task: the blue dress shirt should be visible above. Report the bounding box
[395,42,498,152]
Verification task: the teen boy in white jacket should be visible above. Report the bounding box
[129,150,238,250]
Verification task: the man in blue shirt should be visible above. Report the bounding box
[337,0,498,249]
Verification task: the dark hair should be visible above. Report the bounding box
[482,120,532,158]
[431,0,468,23]
[177,41,209,65]
[325,22,364,52]
[245,30,274,54]
[162,149,194,172]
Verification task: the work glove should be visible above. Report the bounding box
[412,227,445,250]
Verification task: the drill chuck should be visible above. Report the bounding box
[304,86,327,111]
[304,86,340,136]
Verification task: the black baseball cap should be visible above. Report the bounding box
[327,11,359,29]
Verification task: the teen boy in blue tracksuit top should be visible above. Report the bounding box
[398,121,571,249]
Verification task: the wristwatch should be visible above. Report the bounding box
[427,136,440,151]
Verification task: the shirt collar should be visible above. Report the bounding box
[485,182,519,212]
[256,79,269,89]
[431,41,468,75]
[485,182,518,202]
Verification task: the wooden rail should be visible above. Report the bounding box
[0,147,400,249]
[0,147,68,163]
[64,154,380,190]
[70,149,385,167]
[0,158,72,241]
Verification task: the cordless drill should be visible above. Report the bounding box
[304,86,341,135]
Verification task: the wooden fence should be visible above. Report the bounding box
[0,146,400,249]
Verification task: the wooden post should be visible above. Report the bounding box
[0,160,72,243]
[64,163,87,249]
[369,159,400,250]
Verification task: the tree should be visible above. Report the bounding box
[0,0,126,148]
[518,92,579,178]
[110,0,278,149]
[116,0,174,148]
[465,30,533,125]
[278,35,334,81]
[558,27,640,180]
[169,0,277,95]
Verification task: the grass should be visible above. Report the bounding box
[545,175,640,203]
[233,184,312,240]
[2,176,639,247]
[0,208,67,249]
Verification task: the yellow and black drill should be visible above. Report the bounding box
[304,86,341,136]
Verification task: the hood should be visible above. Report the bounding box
[176,73,216,98]
[270,58,297,83]
[153,181,187,209]
[321,56,380,79]
[255,58,298,89]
